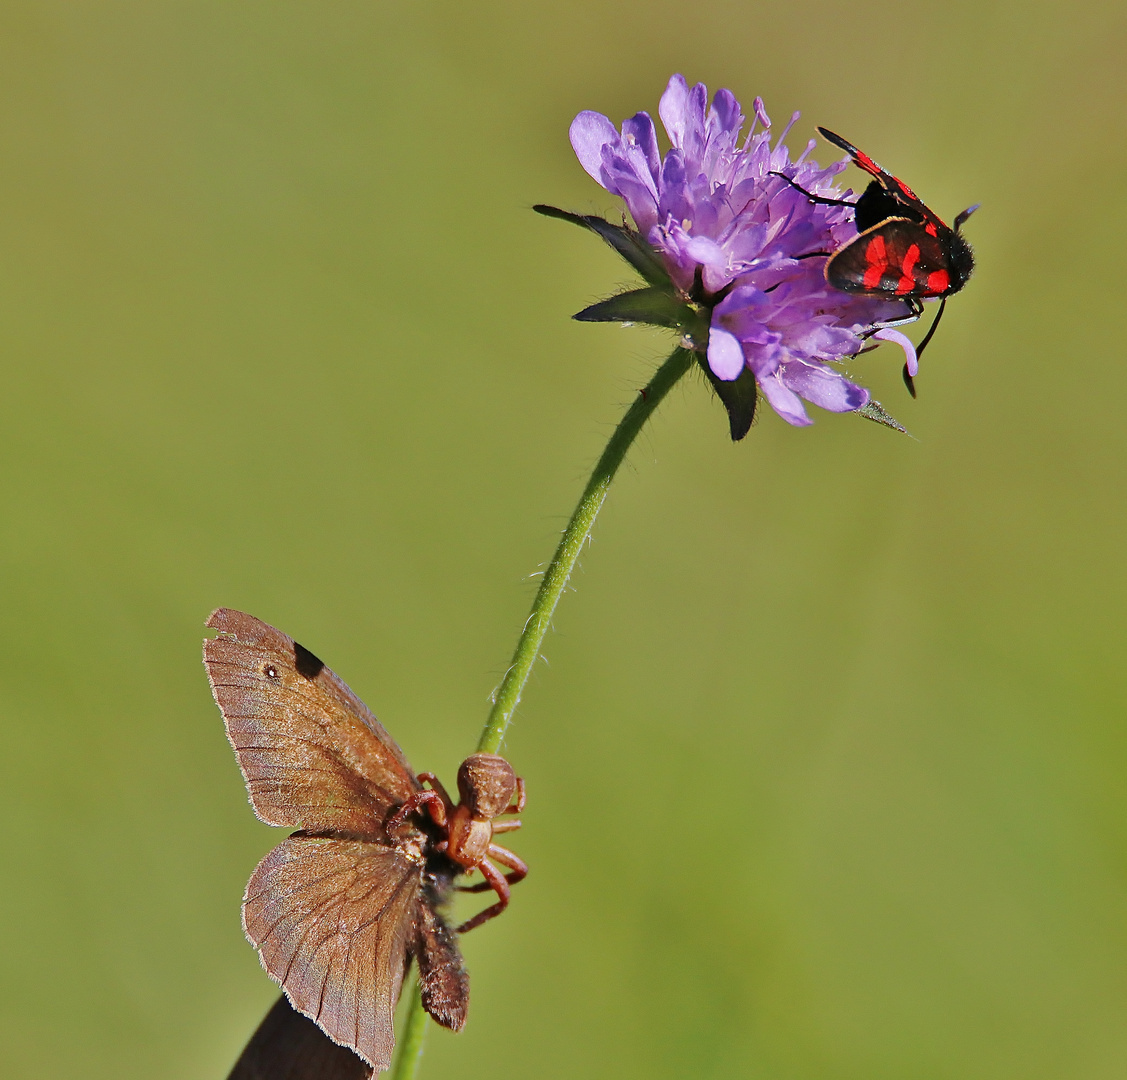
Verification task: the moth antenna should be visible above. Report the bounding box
[954,203,980,231]
[914,295,949,364]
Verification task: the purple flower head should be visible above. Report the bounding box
[566,74,918,431]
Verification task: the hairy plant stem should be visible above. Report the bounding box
[477,345,693,754]
[389,977,429,1080]
[390,345,693,1080]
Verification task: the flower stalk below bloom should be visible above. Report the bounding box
[391,348,694,1080]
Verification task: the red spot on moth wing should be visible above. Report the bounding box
[893,177,919,201]
[862,233,888,289]
[892,243,922,294]
[204,608,421,834]
[853,150,883,178]
[926,269,951,293]
[242,835,426,1071]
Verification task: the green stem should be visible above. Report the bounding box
[389,981,429,1080]
[477,345,692,754]
[392,346,693,1080]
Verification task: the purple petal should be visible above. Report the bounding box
[658,149,691,226]
[621,112,660,182]
[683,234,727,268]
[658,74,691,148]
[661,78,709,160]
[707,327,746,381]
[569,112,621,184]
[605,167,660,233]
[781,358,869,412]
[710,89,742,136]
[872,327,918,377]
[757,369,812,426]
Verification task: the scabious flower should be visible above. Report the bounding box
[560,74,918,433]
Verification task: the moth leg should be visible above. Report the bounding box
[387,789,446,832]
[861,297,923,337]
[456,859,513,934]
[769,171,857,208]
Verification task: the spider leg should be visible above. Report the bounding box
[416,772,456,819]
[387,788,446,832]
[457,842,528,893]
[501,776,526,815]
[456,845,529,929]
[456,860,512,934]
[486,844,528,880]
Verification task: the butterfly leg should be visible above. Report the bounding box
[456,846,529,933]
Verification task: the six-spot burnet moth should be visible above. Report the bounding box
[781,127,979,396]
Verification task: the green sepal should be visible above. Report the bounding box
[695,353,758,442]
[573,287,693,330]
[855,398,912,436]
[533,204,672,289]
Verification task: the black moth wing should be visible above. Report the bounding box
[825,218,954,299]
[817,126,950,232]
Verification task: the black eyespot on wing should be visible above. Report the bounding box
[263,663,280,681]
[293,640,325,680]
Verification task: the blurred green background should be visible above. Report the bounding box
[1,2,1125,1078]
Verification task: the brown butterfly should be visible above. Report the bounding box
[204,609,527,1074]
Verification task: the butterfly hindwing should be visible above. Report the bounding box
[825,219,955,299]
[242,835,422,1072]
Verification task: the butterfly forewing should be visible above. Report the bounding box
[826,219,954,299]
[204,608,420,833]
[243,835,422,1071]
